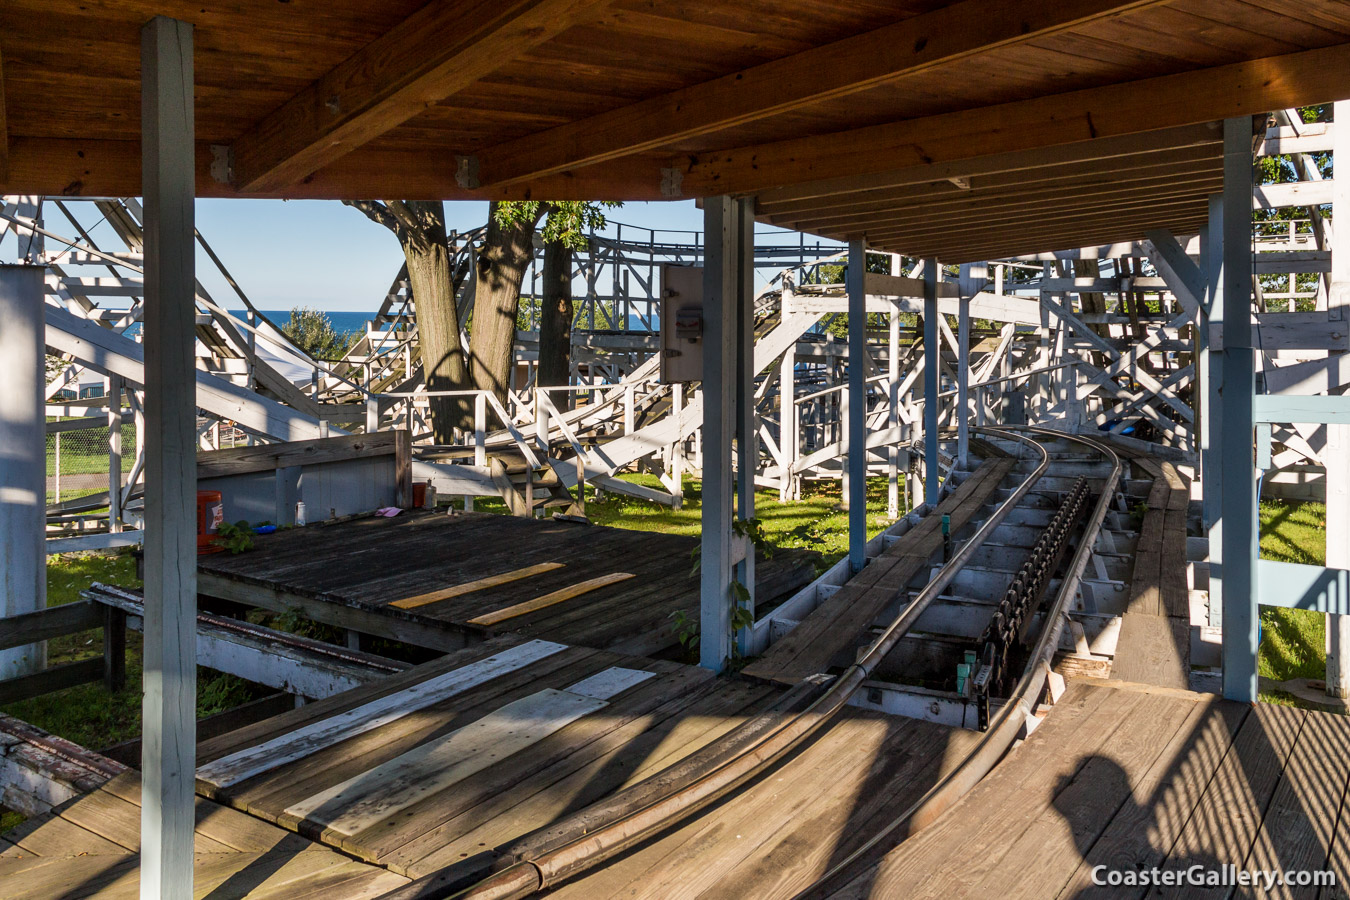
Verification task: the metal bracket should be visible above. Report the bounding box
[209,144,234,184]
[660,167,684,198]
[455,155,481,189]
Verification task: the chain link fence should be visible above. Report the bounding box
[46,421,137,506]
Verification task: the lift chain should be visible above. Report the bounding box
[974,475,1091,730]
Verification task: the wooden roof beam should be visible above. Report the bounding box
[771,164,1222,231]
[679,42,1350,197]
[0,49,8,184]
[469,0,1173,189]
[228,0,610,193]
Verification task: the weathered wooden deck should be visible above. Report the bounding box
[0,772,407,899]
[197,510,819,657]
[187,634,975,892]
[815,679,1350,900]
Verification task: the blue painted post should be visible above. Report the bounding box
[923,258,940,505]
[700,197,737,672]
[1219,117,1258,703]
[847,239,867,572]
[1203,195,1225,633]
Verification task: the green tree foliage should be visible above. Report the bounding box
[493,200,623,250]
[279,306,358,361]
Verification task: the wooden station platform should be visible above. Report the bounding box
[197,510,819,658]
[188,634,974,892]
[0,772,407,899]
[1110,457,1194,690]
[743,456,1014,685]
[820,679,1350,900]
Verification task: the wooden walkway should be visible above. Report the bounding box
[1111,459,1193,689]
[197,510,818,657]
[820,679,1350,900]
[742,457,1015,685]
[0,772,407,899]
[186,634,974,893]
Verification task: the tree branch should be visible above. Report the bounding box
[342,199,401,236]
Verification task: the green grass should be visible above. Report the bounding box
[1257,499,1331,698]
[475,473,901,572]
[1,553,268,754]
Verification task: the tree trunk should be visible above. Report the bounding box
[398,201,471,439]
[470,201,542,412]
[538,239,574,408]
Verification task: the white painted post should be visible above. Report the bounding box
[887,297,901,518]
[109,375,124,533]
[734,198,756,655]
[701,196,737,672]
[671,382,685,508]
[0,265,48,679]
[140,16,197,899]
[779,348,795,502]
[923,258,940,504]
[847,239,867,573]
[956,264,978,469]
[1327,100,1350,699]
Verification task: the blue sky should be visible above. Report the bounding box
[195,198,717,312]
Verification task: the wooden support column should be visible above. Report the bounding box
[733,197,756,655]
[923,258,940,504]
[887,281,901,517]
[1219,116,1258,704]
[700,197,738,672]
[778,348,795,502]
[1202,195,1224,536]
[108,375,124,533]
[846,239,867,572]
[0,265,47,680]
[956,263,980,467]
[1327,99,1350,699]
[140,16,198,898]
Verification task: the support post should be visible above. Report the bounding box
[108,375,124,533]
[923,258,940,504]
[700,197,737,672]
[141,15,198,898]
[846,239,867,573]
[1202,197,1224,535]
[734,197,755,655]
[956,264,978,468]
[1327,99,1350,699]
[1219,116,1258,704]
[0,265,47,680]
[887,292,901,518]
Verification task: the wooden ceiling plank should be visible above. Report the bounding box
[881,214,1209,263]
[767,161,1222,229]
[0,49,8,183]
[753,124,1222,209]
[680,41,1350,196]
[471,0,1173,188]
[229,0,612,193]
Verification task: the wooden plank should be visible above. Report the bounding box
[229,0,611,191]
[969,693,1205,900]
[390,562,566,610]
[0,48,7,184]
[1110,614,1190,689]
[196,432,403,479]
[4,811,131,857]
[0,600,103,652]
[56,787,236,854]
[1248,709,1350,898]
[284,688,609,837]
[0,657,103,704]
[563,666,657,700]
[1157,703,1308,899]
[466,573,637,627]
[476,0,1172,186]
[1058,696,1247,897]
[195,638,567,789]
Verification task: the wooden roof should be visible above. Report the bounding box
[3,0,1348,259]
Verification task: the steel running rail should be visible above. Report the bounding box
[794,425,1123,899]
[376,430,1049,900]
